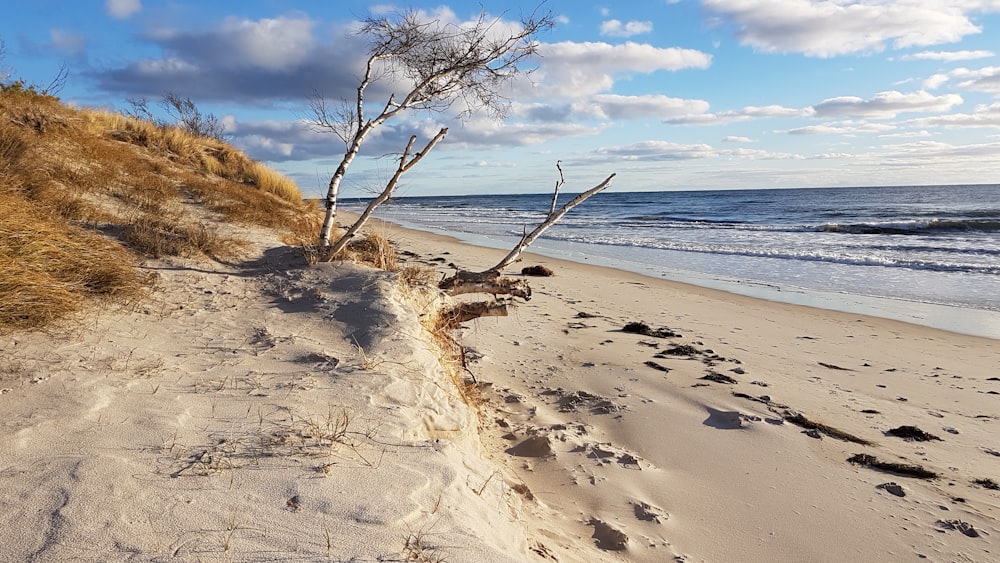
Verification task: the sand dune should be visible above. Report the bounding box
[2,216,997,562]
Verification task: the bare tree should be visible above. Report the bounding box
[322,128,449,260]
[312,7,554,250]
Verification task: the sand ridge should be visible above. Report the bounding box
[2,214,998,562]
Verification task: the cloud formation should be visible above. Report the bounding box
[665,104,811,125]
[530,41,712,98]
[813,90,963,119]
[901,49,994,62]
[703,0,987,57]
[922,65,1000,93]
[92,16,370,102]
[906,102,1000,128]
[600,19,653,37]
[105,0,141,20]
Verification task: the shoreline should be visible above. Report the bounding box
[354,210,1000,340]
[380,213,1000,561]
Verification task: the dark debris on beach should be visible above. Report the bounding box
[847,453,938,479]
[622,322,680,339]
[784,412,873,445]
[885,425,942,442]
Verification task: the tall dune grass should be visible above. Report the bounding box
[0,88,320,331]
[0,194,148,330]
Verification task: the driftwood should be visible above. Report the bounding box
[440,300,511,326]
[485,172,616,274]
[438,269,531,299]
[436,165,615,325]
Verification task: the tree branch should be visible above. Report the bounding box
[486,172,616,274]
[323,128,449,260]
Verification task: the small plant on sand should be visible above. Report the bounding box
[341,231,398,270]
[402,520,450,562]
[354,341,384,371]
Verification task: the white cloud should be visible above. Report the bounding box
[953,66,1000,94]
[906,102,1000,128]
[720,147,803,159]
[105,0,141,20]
[214,16,316,71]
[666,104,811,125]
[589,140,803,163]
[600,19,653,37]
[902,49,994,62]
[572,94,710,119]
[879,139,1000,163]
[451,119,601,148]
[813,90,963,119]
[919,65,1000,93]
[878,130,933,139]
[531,41,712,97]
[703,0,986,57]
[923,73,951,90]
[595,140,717,161]
[788,121,896,135]
[722,135,753,143]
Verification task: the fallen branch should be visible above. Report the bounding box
[485,172,615,274]
[438,270,531,299]
[440,300,511,326]
[847,453,938,479]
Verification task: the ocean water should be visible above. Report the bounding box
[342,185,1000,338]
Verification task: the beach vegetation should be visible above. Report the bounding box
[125,92,226,141]
[311,7,555,255]
[344,231,398,271]
[0,83,319,332]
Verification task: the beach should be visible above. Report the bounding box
[2,214,998,562]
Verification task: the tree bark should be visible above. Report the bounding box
[438,270,531,300]
[323,128,448,261]
[440,301,511,326]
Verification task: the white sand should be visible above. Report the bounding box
[2,215,998,562]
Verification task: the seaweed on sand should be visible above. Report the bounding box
[847,453,938,479]
[783,412,873,445]
[622,322,680,339]
[885,425,941,442]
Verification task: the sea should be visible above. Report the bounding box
[341,184,1000,339]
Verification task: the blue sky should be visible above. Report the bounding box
[3,1,1000,197]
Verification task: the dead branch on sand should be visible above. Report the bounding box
[438,165,615,323]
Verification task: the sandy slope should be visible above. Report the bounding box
[2,215,998,562]
[386,219,1000,562]
[0,226,569,562]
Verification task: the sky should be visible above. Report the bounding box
[3,1,1000,198]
